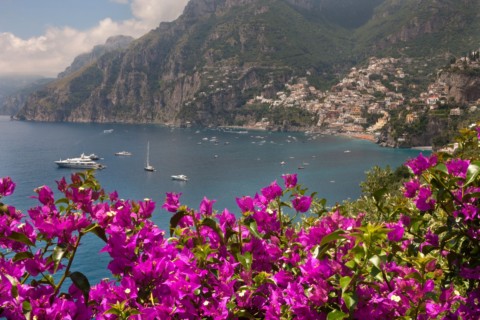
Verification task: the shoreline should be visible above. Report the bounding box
[337,132,378,143]
[8,117,430,150]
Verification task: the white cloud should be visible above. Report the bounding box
[131,0,189,25]
[0,0,189,77]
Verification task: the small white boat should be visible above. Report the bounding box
[171,174,188,181]
[103,129,114,134]
[115,151,132,156]
[144,142,155,172]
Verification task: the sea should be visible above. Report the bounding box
[0,115,424,284]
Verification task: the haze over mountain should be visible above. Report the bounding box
[11,0,480,130]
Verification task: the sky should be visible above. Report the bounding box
[0,0,189,77]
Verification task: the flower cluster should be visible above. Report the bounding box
[0,127,479,319]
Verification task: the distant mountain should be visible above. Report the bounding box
[0,76,52,115]
[16,0,480,128]
[58,35,134,78]
[2,36,133,116]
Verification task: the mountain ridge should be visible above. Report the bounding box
[11,0,480,145]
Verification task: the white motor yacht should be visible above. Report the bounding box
[55,154,105,170]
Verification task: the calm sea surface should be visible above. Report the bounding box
[0,115,423,284]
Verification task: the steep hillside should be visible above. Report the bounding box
[16,0,480,128]
[17,0,355,124]
[58,35,134,79]
[356,0,480,57]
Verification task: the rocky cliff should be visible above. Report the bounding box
[58,35,134,79]
[438,69,480,104]
[17,0,349,124]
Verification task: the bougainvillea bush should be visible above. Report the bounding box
[0,126,479,319]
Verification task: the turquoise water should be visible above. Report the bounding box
[0,116,422,283]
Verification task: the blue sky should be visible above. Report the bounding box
[0,0,132,38]
[0,0,189,77]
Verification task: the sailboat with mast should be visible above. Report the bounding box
[144,141,155,172]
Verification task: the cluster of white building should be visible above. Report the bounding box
[248,57,407,135]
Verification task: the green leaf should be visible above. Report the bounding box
[169,210,188,237]
[82,224,108,243]
[373,188,387,203]
[246,220,262,239]
[342,292,357,310]
[7,231,34,247]
[225,228,237,243]
[55,198,70,205]
[70,271,90,302]
[237,252,253,271]
[434,163,449,175]
[11,283,18,298]
[465,163,480,186]
[22,301,32,320]
[22,301,32,312]
[339,276,352,293]
[327,310,348,320]
[12,251,34,262]
[52,244,67,263]
[319,230,346,247]
[235,309,255,319]
[345,260,356,270]
[105,308,122,316]
[52,244,68,273]
[369,255,384,270]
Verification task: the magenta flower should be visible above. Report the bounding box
[386,222,404,242]
[403,179,420,198]
[34,185,55,206]
[55,177,67,192]
[459,265,480,280]
[252,209,280,233]
[138,198,156,220]
[199,196,216,215]
[446,158,470,179]
[218,209,237,232]
[162,192,182,213]
[261,180,283,201]
[0,177,15,197]
[425,259,437,272]
[399,214,411,227]
[426,301,444,318]
[273,270,294,288]
[455,203,478,221]
[420,229,439,252]
[292,195,312,213]
[476,126,480,140]
[415,186,435,211]
[24,250,55,276]
[405,153,437,175]
[108,190,118,202]
[282,173,298,188]
[236,196,255,213]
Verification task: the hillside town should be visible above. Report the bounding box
[247,56,480,142]
[246,57,407,139]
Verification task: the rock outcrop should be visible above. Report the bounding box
[438,69,480,104]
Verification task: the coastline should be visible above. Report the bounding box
[337,132,378,143]
[8,116,430,150]
[218,124,387,145]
